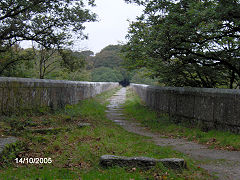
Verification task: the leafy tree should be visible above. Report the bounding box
[0,46,88,80]
[80,50,94,57]
[79,50,95,70]
[50,69,92,81]
[88,44,132,83]
[91,67,123,82]
[155,59,229,87]
[0,45,34,76]
[0,0,96,74]
[31,46,60,79]
[123,0,240,88]
[0,0,96,49]
[92,45,123,68]
[59,49,86,72]
[130,68,158,85]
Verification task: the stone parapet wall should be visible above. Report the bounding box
[0,77,119,115]
[131,84,240,134]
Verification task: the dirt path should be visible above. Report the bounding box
[106,87,240,180]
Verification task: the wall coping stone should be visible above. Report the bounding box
[131,83,240,95]
[0,77,118,88]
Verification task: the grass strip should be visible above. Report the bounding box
[123,88,240,151]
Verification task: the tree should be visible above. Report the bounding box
[0,0,96,49]
[92,45,123,68]
[123,0,240,88]
[79,50,95,70]
[0,44,34,76]
[91,67,123,82]
[130,68,158,85]
[155,59,228,87]
[59,49,86,72]
[88,44,131,83]
[0,0,96,74]
[80,50,94,57]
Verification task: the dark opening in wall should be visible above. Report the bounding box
[119,79,130,87]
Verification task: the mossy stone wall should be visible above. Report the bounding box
[0,77,119,115]
[131,84,240,134]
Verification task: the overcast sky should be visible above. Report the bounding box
[78,0,143,54]
[21,0,143,54]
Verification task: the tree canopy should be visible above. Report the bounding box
[0,0,96,51]
[88,44,158,84]
[0,0,97,76]
[123,0,240,88]
[91,67,123,82]
[92,45,123,68]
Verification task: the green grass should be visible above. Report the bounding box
[0,87,212,179]
[123,88,240,151]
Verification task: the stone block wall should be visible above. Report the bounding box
[131,84,240,134]
[0,77,119,115]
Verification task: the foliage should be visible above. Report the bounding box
[123,0,240,88]
[32,46,61,79]
[155,59,228,87]
[130,68,159,85]
[90,45,123,69]
[0,45,91,79]
[0,45,34,76]
[0,0,96,49]
[58,49,86,72]
[57,69,92,81]
[91,67,123,82]
[0,0,96,75]
[87,45,133,83]
[41,49,93,80]
[0,141,27,167]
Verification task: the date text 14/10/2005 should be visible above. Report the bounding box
[15,158,52,164]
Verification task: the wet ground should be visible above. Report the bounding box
[106,87,240,180]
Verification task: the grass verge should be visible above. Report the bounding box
[0,87,212,179]
[123,88,240,151]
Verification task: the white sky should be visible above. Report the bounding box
[21,0,143,54]
[75,0,143,53]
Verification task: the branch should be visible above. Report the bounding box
[0,0,45,21]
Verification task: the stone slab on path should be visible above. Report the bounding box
[100,155,187,170]
[77,123,91,128]
[106,87,240,180]
[0,137,18,154]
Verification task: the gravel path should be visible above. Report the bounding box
[106,87,240,180]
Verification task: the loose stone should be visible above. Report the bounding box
[100,155,187,170]
[0,137,18,154]
[77,123,91,128]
